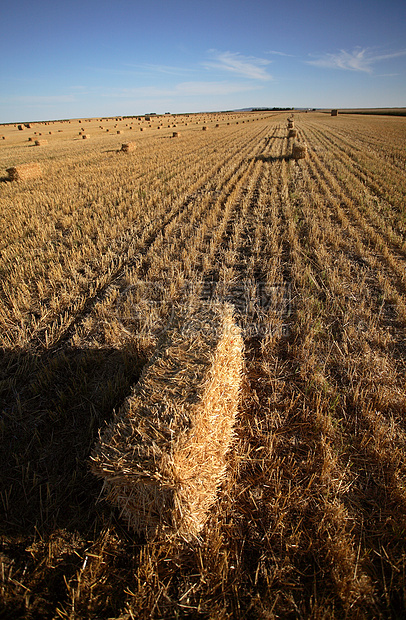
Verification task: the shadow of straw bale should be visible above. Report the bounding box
[0,345,146,539]
[255,154,292,162]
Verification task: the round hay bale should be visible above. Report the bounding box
[117,130,122,134]
[173,131,180,138]
[215,124,219,128]
[292,143,307,160]
[202,126,207,131]
[35,139,48,146]
[82,134,90,139]
[288,128,297,138]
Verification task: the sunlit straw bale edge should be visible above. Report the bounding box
[91,302,244,540]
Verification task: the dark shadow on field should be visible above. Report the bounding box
[0,175,11,183]
[254,154,292,162]
[0,343,150,618]
[0,344,147,540]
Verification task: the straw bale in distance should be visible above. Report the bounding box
[35,139,48,146]
[172,131,180,138]
[288,128,297,138]
[292,143,307,159]
[7,162,42,181]
[91,302,243,539]
[331,109,338,116]
[82,135,90,139]
[121,142,136,153]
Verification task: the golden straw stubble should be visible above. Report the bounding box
[91,302,243,539]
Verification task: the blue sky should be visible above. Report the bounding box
[1,0,405,122]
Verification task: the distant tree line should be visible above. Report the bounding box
[251,107,294,111]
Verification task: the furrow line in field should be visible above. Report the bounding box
[1,125,271,352]
[302,122,406,230]
[49,125,271,352]
[299,126,406,302]
[234,152,377,613]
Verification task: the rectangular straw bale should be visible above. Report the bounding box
[292,143,307,160]
[91,302,243,539]
[121,142,136,152]
[6,162,42,181]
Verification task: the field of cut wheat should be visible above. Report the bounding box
[1,111,405,619]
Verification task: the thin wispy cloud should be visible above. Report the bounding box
[0,95,77,105]
[102,81,260,99]
[125,63,194,76]
[306,47,406,73]
[266,50,295,57]
[204,51,272,80]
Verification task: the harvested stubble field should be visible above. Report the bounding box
[0,111,406,619]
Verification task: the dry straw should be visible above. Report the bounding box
[7,162,42,181]
[91,302,243,539]
[288,128,297,138]
[292,143,308,160]
[121,142,136,153]
[35,139,48,146]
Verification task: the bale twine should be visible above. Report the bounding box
[292,143,307,160]
[91,302,243,539]
[7,162,42,181]
[121,142,136,153]
[35,139,48,146]
[288,128,297,138]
